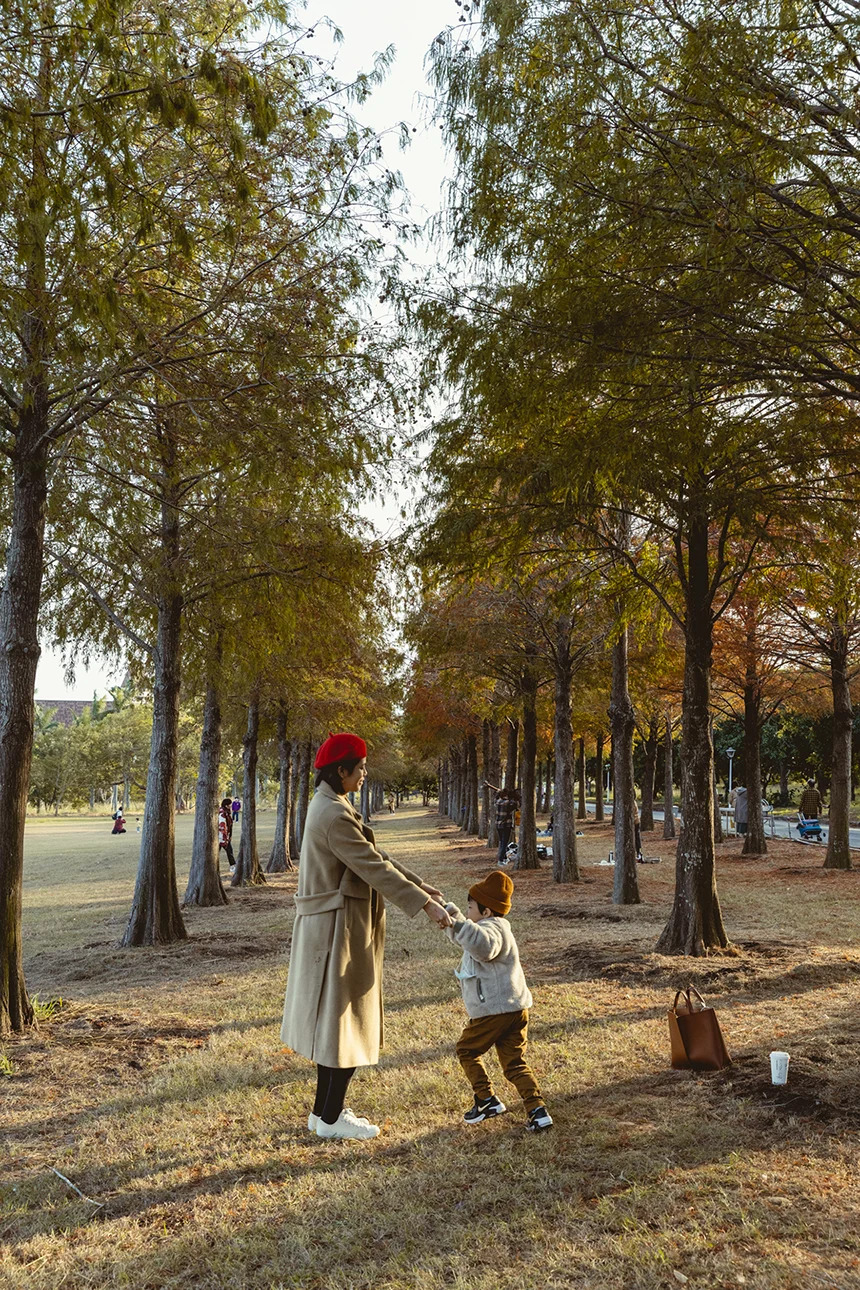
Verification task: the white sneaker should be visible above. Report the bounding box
[316,1109,380,1140]
[308,1108,369,1133]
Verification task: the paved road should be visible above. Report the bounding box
[581,803,860,849]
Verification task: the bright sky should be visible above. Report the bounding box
[36,0,456,700]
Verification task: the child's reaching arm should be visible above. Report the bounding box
[444,907,505,961]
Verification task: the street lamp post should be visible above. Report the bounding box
[726,747,736,800]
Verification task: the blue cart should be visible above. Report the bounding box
[796,812,825,843]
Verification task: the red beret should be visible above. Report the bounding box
[314,732,367,770]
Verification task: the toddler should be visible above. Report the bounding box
[443,870,552,1132]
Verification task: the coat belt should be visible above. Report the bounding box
[294,872,370,915]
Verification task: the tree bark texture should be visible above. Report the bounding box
[487,722,501,850]
[595,731,605,821]
[742,660,767,856]
[121,582,187,944]
[640,716,658,831]
[577,736,587,819]
[295,738,312,853]
[663,712,676,840]
[288,750,300,862]
[825,631,853,870]
[267,705,293,873]
[479,720,490,839]
[232,699,265,886]
[185,673,228,906]
[610,627,640,905]
[657,522,728,955]
[465,733,479,834]
[516,659,540,870]
[0,435,48,1032]
[552,617,579,882]
[504,719,519,791]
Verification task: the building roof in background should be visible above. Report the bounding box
[36,699,115,727]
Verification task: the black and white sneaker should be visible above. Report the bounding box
[463,1094,507,1124]
[526,1105,553,1132]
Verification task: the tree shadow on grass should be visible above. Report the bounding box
[6,1060,853,1289]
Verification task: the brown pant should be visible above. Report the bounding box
[456,1009,543,1112]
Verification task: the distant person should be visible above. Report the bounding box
[231,796,241,824]
[799,779,822,820]
[634,800,643,861]
[219,798,236,870]
[111,810,126,835]
[732,784,748,836]
[387,794,395,813]
[495,789,516,864]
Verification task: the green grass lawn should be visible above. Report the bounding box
[2,808,859,1289]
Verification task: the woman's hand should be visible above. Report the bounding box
[420,881,445,902]
[423,899,452,928]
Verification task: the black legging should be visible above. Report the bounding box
[314,1064,356,1125]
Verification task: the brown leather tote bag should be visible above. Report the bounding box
[669,986,732,1070]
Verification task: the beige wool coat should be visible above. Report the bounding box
[280,782,429,1068]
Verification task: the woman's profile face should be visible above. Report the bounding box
[339,757,367,794]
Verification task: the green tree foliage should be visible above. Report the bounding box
[415,0,860,952]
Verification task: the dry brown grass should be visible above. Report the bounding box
[1,808,859,1289]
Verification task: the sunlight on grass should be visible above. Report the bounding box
[2,808,858,1289]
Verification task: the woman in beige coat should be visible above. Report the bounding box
[281,732,451,1141]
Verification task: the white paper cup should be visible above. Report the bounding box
[770,1051,790,1085]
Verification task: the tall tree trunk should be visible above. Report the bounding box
[657,521,728,955]
[504,719,519,791]
[440,759,448,817]
[487,723,501,850]
[185,669,228,906]
[479,719,490,839]
[122,591,186,944]
[742,664,767,856]
[516,656,540,870]
[288,747,300,862]
[595,731,605,821]
[663,711,676,840]
[825,629,853,870]
[267,704,293,873]
[640,716,658,831]
[295,738,312,853]
[233,698,265,886]
[122,442,187,948]
[465,732,479,834]
[0,431,48,1031]
[610,626,640,904]
[552,617,579,882]
[577,736,587,819]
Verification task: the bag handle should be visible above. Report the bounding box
[671,985,709,1014]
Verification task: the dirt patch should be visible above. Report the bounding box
[714,1043,860,1126]
[183,931,287,960]
[555,938,860,996]
[534,903,629,923]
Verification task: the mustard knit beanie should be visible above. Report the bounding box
[469,870,514,917]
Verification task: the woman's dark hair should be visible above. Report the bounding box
[220,798,232,809]
[315,755,362,793]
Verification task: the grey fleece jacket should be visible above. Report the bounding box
[444,904,534,1019]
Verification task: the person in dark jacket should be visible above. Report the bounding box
[799,780,822,820]
[219,797,236,870]
[495,790,517,863]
